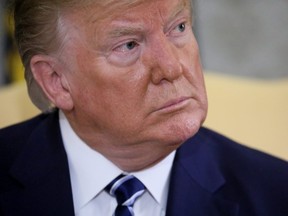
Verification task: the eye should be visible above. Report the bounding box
[168,21,188,37]
[176,22,186,32]
[126,41,137,50]
[108,39,141,66]
[114,41,138,53]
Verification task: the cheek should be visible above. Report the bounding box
[181,41,205,90]
[185,39,202,73]
[73,69,147,121]
[181,42,208,115]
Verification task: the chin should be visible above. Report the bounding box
[158,113,204,146]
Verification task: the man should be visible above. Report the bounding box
[1,0,288,215]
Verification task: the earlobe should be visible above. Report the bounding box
[30,55,74,111]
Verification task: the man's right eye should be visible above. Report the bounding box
[107,39,141,66]
[114,41,138,53]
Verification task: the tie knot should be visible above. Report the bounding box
[105,174,146,207]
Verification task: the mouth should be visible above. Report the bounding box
[156,97,192,113]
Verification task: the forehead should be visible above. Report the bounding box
[58,0,192,50]
[65,0,191,23]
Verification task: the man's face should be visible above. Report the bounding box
[58,0,207,150]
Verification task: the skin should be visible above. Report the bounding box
[30,0,208,172]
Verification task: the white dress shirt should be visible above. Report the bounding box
[59,111,175,216]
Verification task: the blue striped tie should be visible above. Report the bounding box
[105,174,146,216]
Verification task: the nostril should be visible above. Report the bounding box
[150,63,183,85]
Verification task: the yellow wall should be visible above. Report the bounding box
[204,72,288,161]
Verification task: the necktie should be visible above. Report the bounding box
[105,174,146,216]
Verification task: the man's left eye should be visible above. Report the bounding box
[177,23,186,32]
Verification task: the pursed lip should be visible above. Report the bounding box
[156,97,192,112]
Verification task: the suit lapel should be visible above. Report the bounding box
[166,129,239,216]
[1,112,75,216]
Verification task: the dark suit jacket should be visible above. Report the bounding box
[1,111,288,216]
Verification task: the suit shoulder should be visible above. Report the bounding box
[197,127,288,181]
[193,127,288,215]
[0,112,57,167]
[0,113,49,143]
[198,127,288,167]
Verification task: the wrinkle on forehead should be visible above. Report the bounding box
[58,0,143,22]
[87,0,147,23]
[59,0,193,30]
[81,0,192,23]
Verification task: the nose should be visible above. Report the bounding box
[147,35,183,84]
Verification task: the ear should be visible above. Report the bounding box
[30,55,74,111]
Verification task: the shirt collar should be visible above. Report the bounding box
[59,111,175,212]
[131,151,175,210]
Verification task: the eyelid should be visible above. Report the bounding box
[107,39,141,67]
[109,31,142,48]
[114,40,139,53]
[166,19,188,36]
[165,12,190,35]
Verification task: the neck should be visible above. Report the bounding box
[97,145,176,172]
[82,134,178,172]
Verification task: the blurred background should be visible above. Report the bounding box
[0,0,24,86]
[0,0,288,159]
[194,0,288,79]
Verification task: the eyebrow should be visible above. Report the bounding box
[108,26,144,38]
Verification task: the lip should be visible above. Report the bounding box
[156,97,192,112]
